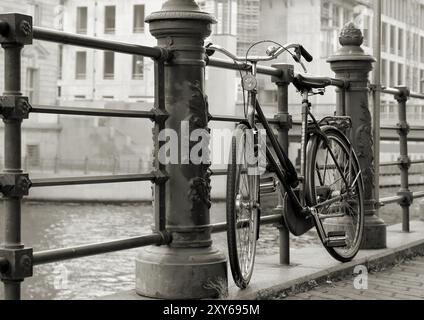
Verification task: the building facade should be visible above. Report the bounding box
[58,0,162,104]
[0,0,61,169]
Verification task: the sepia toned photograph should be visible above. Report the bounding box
[0,0,423,310]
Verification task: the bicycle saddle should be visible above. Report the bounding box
[292,74,332,92]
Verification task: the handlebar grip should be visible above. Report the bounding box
[299,45,313,62]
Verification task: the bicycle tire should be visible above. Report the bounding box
[226,124,259,289]
[305,126,364,262]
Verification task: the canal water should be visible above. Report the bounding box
[0,187,422,300]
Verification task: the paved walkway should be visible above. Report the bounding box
[284,256,424,300]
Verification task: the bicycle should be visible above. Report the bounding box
[206,42,365,289]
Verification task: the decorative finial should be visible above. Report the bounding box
[339,22,363,46]
[162,0,201,12]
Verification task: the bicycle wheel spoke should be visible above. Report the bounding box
[307,129,364,262]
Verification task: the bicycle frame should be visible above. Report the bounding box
[246,67,354,220]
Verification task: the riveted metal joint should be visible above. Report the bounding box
[397,155,411,170]
[271,64,294,85]
[397,190,414,207]
[0,173,32,197]
[0,96,32,120]
[394,86,410,103]
[368,83,382,93]
[157,230,172,246]
[396,121,410,135]
[154,46,170,62]
[0,14,33,45]
[150,108,168,125]
[274,113,292,130]
[153,170,169,185]
[0,247,33,281]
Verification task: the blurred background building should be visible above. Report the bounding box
[1,0,424,199]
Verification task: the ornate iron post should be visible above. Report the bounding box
[135,0,227,299]
[271,63,293,265]
[394,87,412,233]
[328,23,387,249]
[0,14,34,300]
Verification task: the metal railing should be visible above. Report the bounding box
[0,15,169,300]
[0,10,423,300]
[374,86,424,232]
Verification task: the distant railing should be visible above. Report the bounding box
[373,86,424,232]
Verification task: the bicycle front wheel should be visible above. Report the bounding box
[306,126,364,262]
[226,124,259,289]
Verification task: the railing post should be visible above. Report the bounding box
[0,14,34,300]
[328,23,387,249]
[394,87,412,233]
[271,63,293,265]
[136,0,227,299]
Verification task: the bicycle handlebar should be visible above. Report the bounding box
[299,45,313,62]
[206,42,313,63]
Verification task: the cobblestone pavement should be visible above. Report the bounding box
[284,256,424,300]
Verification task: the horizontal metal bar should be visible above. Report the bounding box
[31,105,156,119]
[209,115,245,123]
[33,27,163,59]
[207,57,282,77]
[379,195,403,205]
[211,213,283,234]
[381,87,424,100]
[210,169,227,176]
[31,173,157,187]
[412,191,424,199]
[380,125,424,132]
[380,159,424,167]
[210,114,279,125]
[380,190,424,206]
[410,92,424,100]
[33,233,163,265]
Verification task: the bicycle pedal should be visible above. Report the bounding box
[327,231,346,238]
[326,237,347,248]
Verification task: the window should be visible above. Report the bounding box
[413,67,419,92]
[420,70,424,93]
[132,55,144,80]
[30,3,42,26]
[398,64,404,85]
[421,37,424,63]
[321,1,330,27]
[75,51,87,79]
[26,68,38,104]
[390,25,395,54]
[389,61,395,87]
[26,145,40,167]
[58,45,63,80]
[381,59,387,86]
[133,5,145,33]
[76,7,87,34]
[382,22,387,53]
[332,5,340,28]
[104,51,114,79]
[104,6,116,34]
[363,15,371,47]
[398,29,403,56]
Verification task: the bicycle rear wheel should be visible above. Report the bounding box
[306,126,364,262]
[226,124,259,289]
